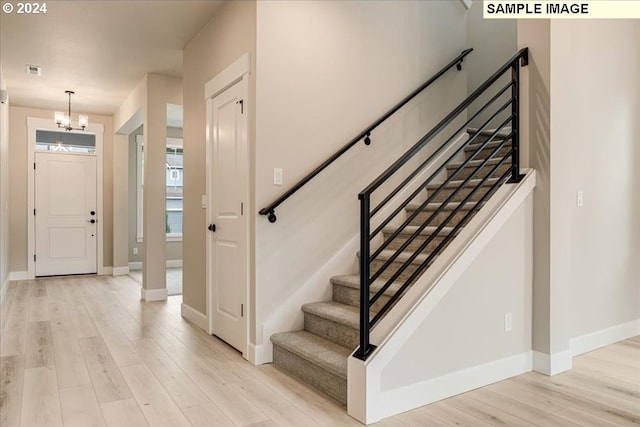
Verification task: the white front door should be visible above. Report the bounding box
[209,80,248,354]
[35,152,97,276]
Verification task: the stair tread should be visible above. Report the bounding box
[271,330,350,378]
[331,274,404,296]
[302,301,359,330]
[447,158,505,169]
[374,249,433,265]
[465,141,507,150]
[426,177,500,190]
[381,224,455,236]
[467,127,512,138]
[405,201,480,212]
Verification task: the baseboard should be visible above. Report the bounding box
[571,319,640,357]
[167,259,182,268]
[532,350,572,376]
[181,303,208,331]
[129,260,182,271]
[140,287,167,302]
[8,271,28,281]
[112,266,130,276]
[248,343,267,366]
[359,351,533,424]
[100,266,113,276]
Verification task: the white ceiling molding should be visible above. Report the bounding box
[459,0,473,9]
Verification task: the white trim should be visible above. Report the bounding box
[8,271,29,281]
[205,54,252,358]
[181,303,208,331]
[128,262,142,271]
[459,0,472,9]
[128,260,181,271]
[100,267,113,276]
[204,53,250,100]
[27,118,105,279]
[247,344,267,366]
[112,266,130,276]
[141,287,167,302]
[570,319,640,357]
[355,351,532,424]
[532,350,572,376]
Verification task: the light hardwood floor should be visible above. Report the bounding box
[1,275,638,427]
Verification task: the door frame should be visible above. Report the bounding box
[27,117,105,279]
[205,53,251,358]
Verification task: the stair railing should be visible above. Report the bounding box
[355,48,529,360]
[259,48,473,223]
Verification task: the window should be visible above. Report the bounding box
[165,145,183,238]
[136,136,183,242]
[36,130,96,154]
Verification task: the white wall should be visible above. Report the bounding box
[381,195,532,386]
[550,21,640,341]
[0,66,9,295]
[254,0,469,360]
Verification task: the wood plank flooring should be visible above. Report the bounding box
[0,275,638,427]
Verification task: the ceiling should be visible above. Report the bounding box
[0,1,224,115]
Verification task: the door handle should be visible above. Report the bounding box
[88,219,96,224]
[90,211,96,216]
[208,224,216,232]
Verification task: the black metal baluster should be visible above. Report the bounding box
[356,194,375,360]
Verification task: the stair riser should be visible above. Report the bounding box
[272,345,346,405]
[405,208,471,228]
[304,312,358,349]
[332,283,390,311]
[382,233,448,253]
[447,162,511,180]
[427,184,498,203]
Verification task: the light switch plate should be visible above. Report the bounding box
[201,195,207,209]
[274,168,283,186]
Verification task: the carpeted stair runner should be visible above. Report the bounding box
[270,129,512,405]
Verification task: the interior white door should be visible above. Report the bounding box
[35,152,97,276]
[209,80,247,354]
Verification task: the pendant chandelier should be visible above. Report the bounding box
[55,90,88,131]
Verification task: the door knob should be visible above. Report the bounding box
[88,219,96,224]
[208,224,216,232]
[90,211,96,216]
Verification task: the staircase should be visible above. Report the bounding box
[270,129,512,405]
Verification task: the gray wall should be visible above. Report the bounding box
[520,19,640,359]
[466,0,517,128]
[0,68,9,294]
[128,125,183,264]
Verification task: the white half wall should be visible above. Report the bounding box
[349,171,535,424]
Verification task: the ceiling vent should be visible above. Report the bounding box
[25,65,42,76]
